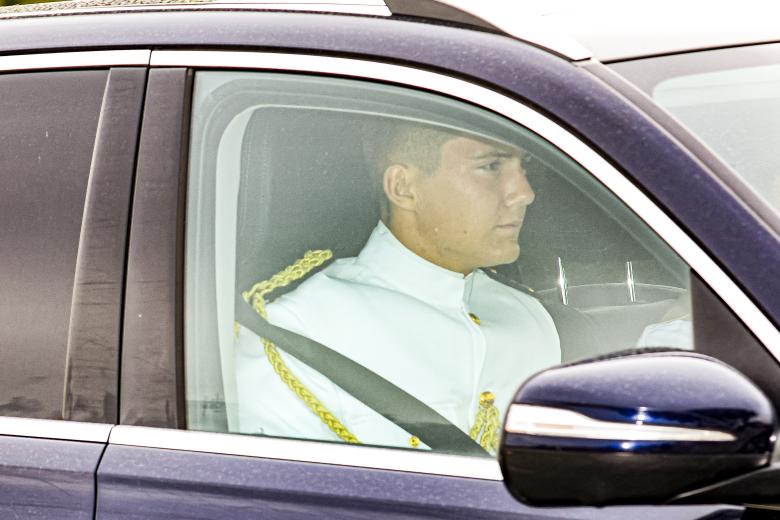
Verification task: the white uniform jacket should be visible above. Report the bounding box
[235,222,561,449]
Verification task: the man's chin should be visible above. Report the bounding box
[483,245,520,268]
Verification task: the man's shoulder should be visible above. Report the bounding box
[266,256,384,316]
[284,256,373,293]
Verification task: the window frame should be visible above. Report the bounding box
[118,49,779,480]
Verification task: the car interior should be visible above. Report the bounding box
[184,72,693,436]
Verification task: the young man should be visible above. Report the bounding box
[235,124,561,453]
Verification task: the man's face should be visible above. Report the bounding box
[410,136,535,274]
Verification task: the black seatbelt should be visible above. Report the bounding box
[235,294,488,456]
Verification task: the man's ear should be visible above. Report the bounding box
[383,163,420,212]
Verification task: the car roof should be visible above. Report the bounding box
[3,0,780,63]
[0,0,593,61]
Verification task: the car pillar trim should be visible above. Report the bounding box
[0,50,151,72]
[147,50,780,356]
[0,416,113,443]
[108,425,504,480]
[505,404,737,442]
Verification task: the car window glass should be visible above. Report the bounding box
[0,70,107,419]
[610,43,780,217]
[185,71,694,456]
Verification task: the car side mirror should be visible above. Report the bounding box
[499,351,777,506]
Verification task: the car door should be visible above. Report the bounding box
[91,24,780,517]
[0,51,147,518]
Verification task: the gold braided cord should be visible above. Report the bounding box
[470,391,500,454]
[262,340,359,443]
[480,406,500,453]
[242,250,334,312]
[469,407,486,440]
[241,250,360,444]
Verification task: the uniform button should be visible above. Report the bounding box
[409,436,421,448]
[468,312,481,325]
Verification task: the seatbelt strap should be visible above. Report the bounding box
[235,294,488,456]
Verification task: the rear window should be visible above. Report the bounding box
[0,69,106,419]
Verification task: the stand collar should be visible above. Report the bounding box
[356,221,475,309]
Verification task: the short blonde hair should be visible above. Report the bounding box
[364,121,459,218]
[383,123,457,174]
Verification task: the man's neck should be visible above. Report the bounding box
[385,218,473,276]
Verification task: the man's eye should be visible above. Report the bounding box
[479,160,502,172]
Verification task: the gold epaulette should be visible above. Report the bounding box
[239,250,360,444]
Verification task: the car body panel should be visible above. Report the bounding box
[0,436,105,519]
[95,442,736,519]
[96,444,524,520]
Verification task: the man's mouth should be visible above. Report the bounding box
[495,221,522,232]
[496,220,522,229]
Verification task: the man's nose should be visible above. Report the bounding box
[503,162,535,207]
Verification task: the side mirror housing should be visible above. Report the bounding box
[499,352,776,506]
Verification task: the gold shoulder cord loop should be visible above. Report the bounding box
[239,250,360,444]
[470,391,500,454]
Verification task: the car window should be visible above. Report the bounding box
[0,69,107,419]
[184,71,694,456]
[610,43,780,217]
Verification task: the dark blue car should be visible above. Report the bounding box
[0,0,779,518]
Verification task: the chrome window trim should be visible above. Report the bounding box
[152,50,779,356]
[0,50,151,72]
[109,426,503,480]
[0,416,112,443]
[0,3,390,19]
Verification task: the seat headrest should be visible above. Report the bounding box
[236,107,380,297]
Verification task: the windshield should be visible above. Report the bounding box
[611,43,780,220]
